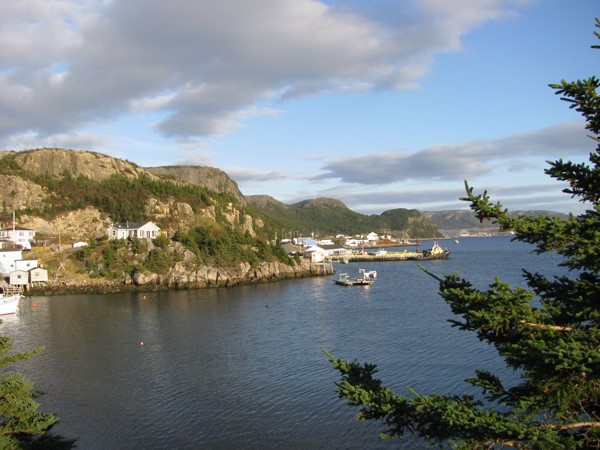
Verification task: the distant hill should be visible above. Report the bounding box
[246,195,443,238]
[423,209,569,235]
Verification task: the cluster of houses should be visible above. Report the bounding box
[0,227,48,290]
[283,232,392,263]
[0,221,161,289]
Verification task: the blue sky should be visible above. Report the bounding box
[1,0,597,214]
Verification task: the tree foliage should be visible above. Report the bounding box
[327,18,600,449]
[172,224,292,268]
[0,335,75,449]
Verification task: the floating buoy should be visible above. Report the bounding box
[33,303,38,308]
[140,341,144,346]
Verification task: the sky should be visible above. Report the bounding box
[1,0,598,215]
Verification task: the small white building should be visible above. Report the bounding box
[305,244,349,262]
[107,221,160,240]
[366,232,379,242]
[0,248,23,275]
[0,227,35,249]
[30,267,49,284]
[304,247,326,263]
[15,259,38,271]
[9,270,28,287]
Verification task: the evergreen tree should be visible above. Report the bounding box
[0,335,74,449]
[327,18,600,449]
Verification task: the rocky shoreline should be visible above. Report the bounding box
[27,260,334,296]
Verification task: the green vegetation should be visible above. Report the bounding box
[173,225,292,268]
[0,334,75,448]
[24,173,216,224]
[327,18,600,449]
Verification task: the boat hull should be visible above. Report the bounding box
[0,295,20,315]
[334,279,375,286]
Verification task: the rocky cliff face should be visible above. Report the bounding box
[12,148,152,181]
[0,174,49,210]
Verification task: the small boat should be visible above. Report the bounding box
[334,269,377,286]
[0,286,21,315]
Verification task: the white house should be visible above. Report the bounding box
[366,232,379,242]
[15,259,38,271]
[304,244,349,262]
[0,227,35,249]
[107,221,160,240]
[304,246,326,263]
[0,248,23,275]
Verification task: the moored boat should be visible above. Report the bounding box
[0,286,21,315]
[333,269,377,286]
[407,242,450,260]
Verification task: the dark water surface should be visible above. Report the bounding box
[1,236,567,449]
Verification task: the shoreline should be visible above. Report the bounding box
[25,261,335,296]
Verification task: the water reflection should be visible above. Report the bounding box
[0,237,562,449]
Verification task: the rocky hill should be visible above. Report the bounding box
[8,148,151,181]
[145,165,246,204]
[0,148,263,243]
[423,209,569,235]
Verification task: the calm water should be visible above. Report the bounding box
[1,236,567,449]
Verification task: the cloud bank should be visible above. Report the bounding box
[0,0,530,145]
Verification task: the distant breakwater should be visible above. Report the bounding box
[28,260,334,296]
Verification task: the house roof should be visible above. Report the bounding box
[319,244,346,250]
[112,221,157,230]
[0,227,34,232]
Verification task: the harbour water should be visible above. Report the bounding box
[1,236,568,449]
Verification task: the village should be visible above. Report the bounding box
[1,220,421,294]
[0,220,160,295]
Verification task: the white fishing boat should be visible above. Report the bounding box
[0,286,21,315]
[333,269,377,286]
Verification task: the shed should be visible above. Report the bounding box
[30,267,49,283]
[9,270,29,286]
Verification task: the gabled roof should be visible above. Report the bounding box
[112,221,157,230]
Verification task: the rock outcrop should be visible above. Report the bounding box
[29,259,333,295]
[12,148,152,181]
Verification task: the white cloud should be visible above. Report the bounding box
[0,0,532,145]
[314,121,590,184]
